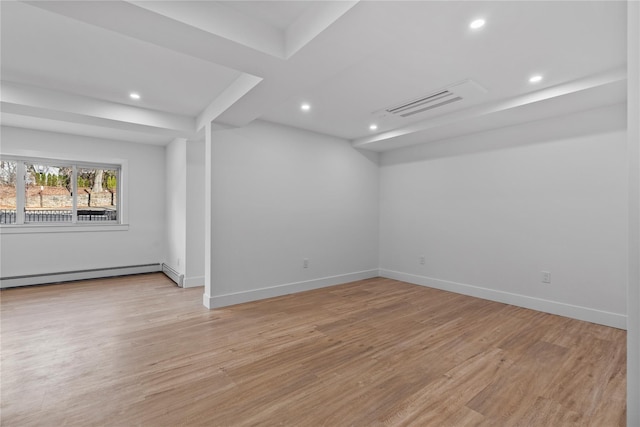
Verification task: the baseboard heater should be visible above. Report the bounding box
[162,263,184,287]
[0,263,162,288]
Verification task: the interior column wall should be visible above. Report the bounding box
[165,138,187,277]
[185,140,205,287]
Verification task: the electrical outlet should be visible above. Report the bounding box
[541,271,551,284]
[177,258,180,266]
[419,256,425,265]
[303,258,309,268]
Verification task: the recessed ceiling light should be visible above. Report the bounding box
[129,92,141,100]
[469,19,486,29]
[529,75,543,83]
[300,103,311,111]
[369,124,378,131]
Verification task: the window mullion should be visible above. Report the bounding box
[15,162,26,225]
[117,167,122,224]
[72,165,77,223]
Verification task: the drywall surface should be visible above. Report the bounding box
[627,1,640,424]
[185,139,205,287]
[379,104,628,328]
[0,126,165,278]
[165,138,187,276]
[205,120,379,305]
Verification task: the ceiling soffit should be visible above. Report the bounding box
[0,1,628,150]
[126,1,359,59]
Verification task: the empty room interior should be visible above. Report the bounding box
[1,1,639,426]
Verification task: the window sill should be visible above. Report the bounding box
[0,223,129,234]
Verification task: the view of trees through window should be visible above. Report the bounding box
[26,162,73,222]
[0,158,119,224]
[76,167,118,222]
[0,161,17,224]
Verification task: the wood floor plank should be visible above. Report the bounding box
[0,273,626,426]
[465,340,569,423]
[512,397,584,427]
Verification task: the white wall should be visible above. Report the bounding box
[627,1,640,424]
[379,104,628,328]
[0,126,165,280]
[185,139,205,287]
[165,138,187,276]
[204,120,379,307]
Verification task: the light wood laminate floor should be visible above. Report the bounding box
[0,274,626,426]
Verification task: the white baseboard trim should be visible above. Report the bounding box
[0,263,162,288]
[183,276,204,288]
[203,269,379,309]
[379,269,627,330]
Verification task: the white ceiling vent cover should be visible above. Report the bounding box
[378,79,488,119]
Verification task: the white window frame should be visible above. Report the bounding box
[0,154,129,234]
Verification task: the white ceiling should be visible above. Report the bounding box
[2,2,243,117]
[0,1,628,150]
[221,1,311,30]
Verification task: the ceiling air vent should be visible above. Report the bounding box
[386,90,463,117]
[378,79,487,120]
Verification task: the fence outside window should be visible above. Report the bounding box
[0,209,117,224]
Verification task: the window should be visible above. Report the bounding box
[25,161,73,223]
[0,156,121,226]
[0,160,17,224]
[76,166,119,222]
